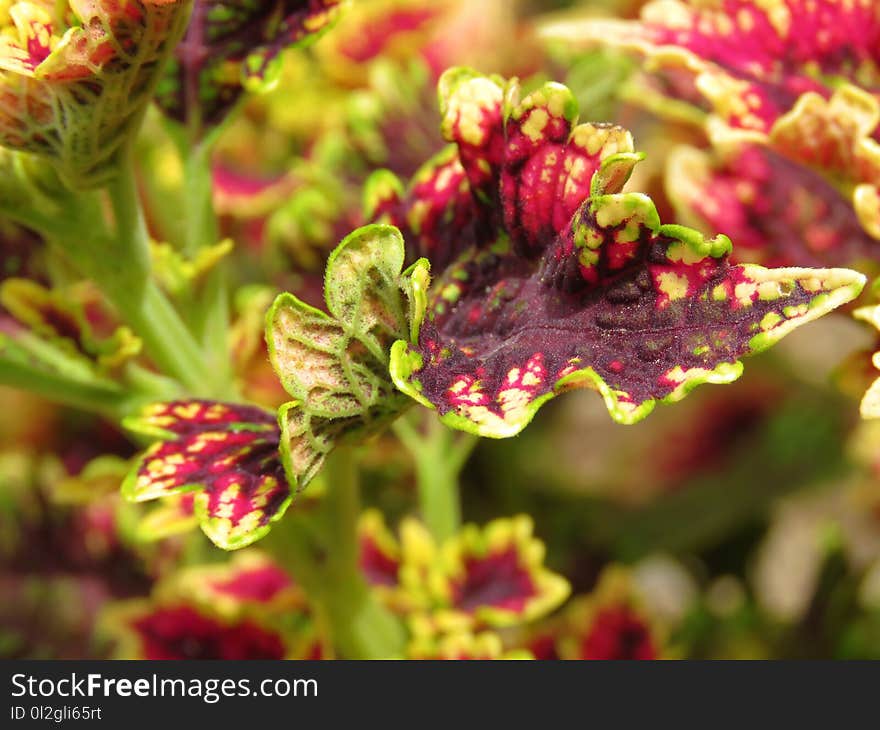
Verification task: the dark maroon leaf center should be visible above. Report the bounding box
[132,606,285,660]
[580,606,656,660]
[452,547,537,613]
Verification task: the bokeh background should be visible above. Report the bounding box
[3,0,880,659]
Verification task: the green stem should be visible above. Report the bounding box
[183,141,218,257]
[69,148,215,395]
[392,413,477,543]
[181,139,234,397]
[0,356,133,418]
[266,448,406,659]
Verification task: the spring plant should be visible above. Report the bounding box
[5,0,880,660]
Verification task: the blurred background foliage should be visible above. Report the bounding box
[3,0,880,659]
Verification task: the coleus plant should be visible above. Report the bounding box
[124,223,428,547]
[126,67,864,553]
[0,0,192,187]
[0,0,874,661]
[102,515,566,659]
[368,67,865,435]
[358,511,570,637]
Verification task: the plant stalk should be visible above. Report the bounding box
[266,448,406,659]
[393,413,477,543]
[73,148,216,395]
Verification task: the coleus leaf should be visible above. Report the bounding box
[541,2,880,241]
[666,144,880,269]
[757,85,880,240]
[103,602,290,659]
[311,0,447,85]
[0,0,192,187]
[558,566,664,661]
[358,508,403,589]
[0,278,142,372]
[135,493,199,541]
[359,511,570,632]
[377,69,865,437]
[541,0,880,136]
[696,85,880,243]
[122,400,292,550]
[150,238,234,297]
[102,551,327,658]
[157,0,345,134]
[407,631,533,660]
[854,303,880,419]
[266,224,429,489]
[157,550,306,617]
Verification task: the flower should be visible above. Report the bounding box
[370,68,865,437]
[0,0,191,187]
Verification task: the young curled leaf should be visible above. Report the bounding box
[378,69,866,437]
[122,400,292,550]
[369,68,642,270]
[266,224,429,489]
[0,0,192,187]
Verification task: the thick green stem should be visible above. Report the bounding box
[392,414,477,543]
[266,448,406,659]
[65,148,216,395]
[183,141,219,257]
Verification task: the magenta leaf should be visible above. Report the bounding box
[667,145,880,269]
[159,0,345,133]
[543,2,880,245]
[543,0,880,135]
[122,604,287,659]
[122,400,292,550]
[374,69,866,437]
